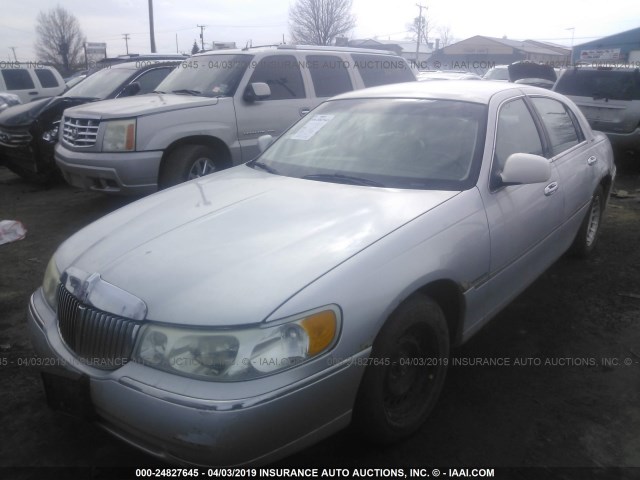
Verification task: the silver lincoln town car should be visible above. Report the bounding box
[28,81,615,466]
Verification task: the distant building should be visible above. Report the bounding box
[212,42,237,50]
[347,39,433,65]
[428,35,571,74]
[572,27,640,64]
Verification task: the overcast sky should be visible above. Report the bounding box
[1,0,638,62]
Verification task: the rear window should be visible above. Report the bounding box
[554,69,640,101]
[1,69,35,90]
[34,69,60,88]
[351,54,414,88]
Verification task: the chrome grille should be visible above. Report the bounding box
[57,285,142,370]
[0,127,32,147]
[62,117,100,147]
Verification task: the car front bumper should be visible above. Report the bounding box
[55,143,162,195]
[27,288,362,466]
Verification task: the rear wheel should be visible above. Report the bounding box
[570,185,604,258]
[352,294,449,443]
[159,145,219,188]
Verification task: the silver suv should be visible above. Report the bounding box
[553,66,640,155]
[55,45,416,195]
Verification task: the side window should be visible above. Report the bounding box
[1,69,35,90]
[306,55,352,97]
[248,55,305,100]
[530,97,581,156]
[493,98,543,174]
[351,54,414,88]
[34,69,59,88]
[132,67,173,94]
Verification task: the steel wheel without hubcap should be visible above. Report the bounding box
[570,185,604,258]
[352,294,449,443]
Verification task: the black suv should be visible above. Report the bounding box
[0,60,182,183]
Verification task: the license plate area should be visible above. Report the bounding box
[41,371,96,420]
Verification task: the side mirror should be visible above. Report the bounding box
[257,134,274,153]
[244,82,271,102]
[119,82,141,97]
[500,153,551,186]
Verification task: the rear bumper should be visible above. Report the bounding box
[55,143,162,195]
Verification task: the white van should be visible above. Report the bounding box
[0,63,66,103]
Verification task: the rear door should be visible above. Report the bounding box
[0,69,38,103]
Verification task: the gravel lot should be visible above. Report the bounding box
[1,158,639,479]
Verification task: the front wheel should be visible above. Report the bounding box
[159,145,219,189]
[570,185,605,258]
[352,294,449,443]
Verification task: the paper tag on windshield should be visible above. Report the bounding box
[290,114,334,140]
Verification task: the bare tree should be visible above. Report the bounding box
[408,14,436,45]
[438,25,455,48]
[289,0,356,46]
[35,6,85,74]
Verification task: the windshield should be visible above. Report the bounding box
[254,98,487,190]
[63,68,135,99]
[554,69,640,101]
[155,54,253,97]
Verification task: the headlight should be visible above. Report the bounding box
[42,122,60,143]
[42,256,61,311]
[102,119,136,152]
[135,307,339,381]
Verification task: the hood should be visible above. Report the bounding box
[63,93,219,119]
[0,96,102,128]
[508,62,556,83]
[0,97,55,127]
[56,166,458,326]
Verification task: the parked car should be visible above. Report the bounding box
[0,61,180,183]
[483,62,557,89]
[0,92,20,112]
[418,70,481,81]
[553,66,640,156]
[0,64,65,103]
[28,81,615,466]
[54,45,416,195]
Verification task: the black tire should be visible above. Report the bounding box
[159,145,219,189]
[570,185,604,258]
[352,294,449,443]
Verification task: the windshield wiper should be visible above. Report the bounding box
[302,173,385,187]
[172,89,202,96]
[251,160,279,175]
[153,90,165,94]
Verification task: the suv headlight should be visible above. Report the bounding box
[42,256,61,311]
[135,307,340,381]
[102,119,136,152]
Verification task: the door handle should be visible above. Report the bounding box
[587,156,597,165]
[299,107,310,116]
[29,91,38,95]
[544,182,559,196]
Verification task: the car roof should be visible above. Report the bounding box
[330,80,530,104]
[192,44,403,57]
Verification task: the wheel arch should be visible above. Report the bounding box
[415,279,466,347]
[158,135,233,177]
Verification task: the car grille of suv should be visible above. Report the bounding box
[0,127,32,147]
[56,285,142,370]
[62,117,100,147]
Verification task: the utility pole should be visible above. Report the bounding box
[415,3,427,63]
[122,34,130,54]
[197,25,206,51]
[9,47,17,62]
[148,0,157,53]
